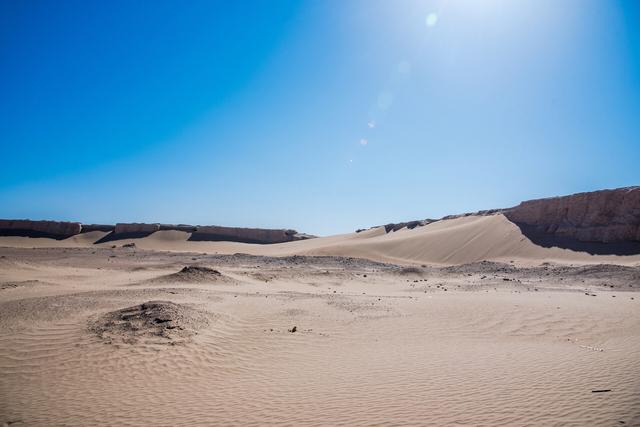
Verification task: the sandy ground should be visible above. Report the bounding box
[1,245,639,426]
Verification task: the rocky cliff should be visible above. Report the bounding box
[159,224,198,232]
[113,223,161,235]
[0,219,312,244]
[81,224,116,233]
[503,187,640,243]
[190,226,307,244]
[0,219,82,239]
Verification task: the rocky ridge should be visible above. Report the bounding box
[0,220,313,244]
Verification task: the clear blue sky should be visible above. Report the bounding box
[1,0,639,235]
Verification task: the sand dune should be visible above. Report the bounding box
[300,214,640,265]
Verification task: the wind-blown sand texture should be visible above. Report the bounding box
[1,240,639,425]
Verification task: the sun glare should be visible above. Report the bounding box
[426,12,438,27]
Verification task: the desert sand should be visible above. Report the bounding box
[1,212,639,426]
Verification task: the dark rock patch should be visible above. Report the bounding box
[149,266,231,285]
[89,300,211,345]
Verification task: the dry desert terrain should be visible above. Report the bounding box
[1,210,640,426]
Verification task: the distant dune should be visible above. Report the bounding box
[1,187,639,265]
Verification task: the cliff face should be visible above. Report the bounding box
[81,224,116,233]
[190,226,305,244]
[503,187,640,243]
[0,219,82,239]
[113,223,161,235]
[0,219,311,244]
[159,224,198,232]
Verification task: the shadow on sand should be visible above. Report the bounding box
[94,231,156,244]
[511,222,640,256]
[94,230,285,245]
[0,229,74,241]
[188,232,273,244]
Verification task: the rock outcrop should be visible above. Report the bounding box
[159,224,198,232]
[382,219,437,233]
[89,301,213,345]
[503,187,640,243]
[0,219,82,239]
[81,224,115,233]
[113,223,161,235]
[190,226,308,244]
[0,219,313,244]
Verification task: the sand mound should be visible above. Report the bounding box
[176,265,222,278]
[152,266,231,284]
[89,301,211,345]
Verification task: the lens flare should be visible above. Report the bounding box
[426,13,438,27]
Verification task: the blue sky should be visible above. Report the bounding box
[1,0,639,235]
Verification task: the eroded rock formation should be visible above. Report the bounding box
[0,219,82,239]
[503,187,640,243]
[382,219,437,233]
[113,223,161,235]
[0,219,312,244]
[81,224,116,233]
[190,225,307,244]
[159,224,198,232]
